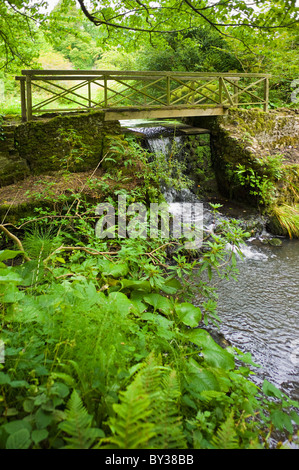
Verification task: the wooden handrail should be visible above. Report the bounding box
[15,70,271,121]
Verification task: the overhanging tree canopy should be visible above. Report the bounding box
[0,0,298,70]
[77,0,298,36]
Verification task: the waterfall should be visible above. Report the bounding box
[121,120,274,254]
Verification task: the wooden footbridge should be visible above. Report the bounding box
[16,70,270,122]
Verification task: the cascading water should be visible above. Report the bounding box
[122,120,299,407]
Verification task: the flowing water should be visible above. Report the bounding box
[203,238,299,401]
[122,120,299,403]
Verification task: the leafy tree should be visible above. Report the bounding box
[46,0,101,69]
[0,1,297,71]
[77,0,298,50]
[0,1,43,71]
[135,27,243,73]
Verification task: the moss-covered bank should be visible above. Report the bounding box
[190,108,299,237]
[0,111,121,186]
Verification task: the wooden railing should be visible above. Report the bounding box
[16,70,270,121]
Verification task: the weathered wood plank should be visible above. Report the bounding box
[103,106,227,121]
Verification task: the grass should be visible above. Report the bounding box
[270,203,299,238]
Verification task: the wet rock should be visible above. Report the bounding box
[268,237,283,246]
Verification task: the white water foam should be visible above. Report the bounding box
[226,242,268,261]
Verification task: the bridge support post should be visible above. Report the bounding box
[19,77,27,122]
[264,77,269,112]
[26,75,32,121]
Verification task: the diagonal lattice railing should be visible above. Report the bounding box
[15,70,270,121]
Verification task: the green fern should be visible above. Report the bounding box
[58,390,104,449]
[149,369,187,449]
[100,372,156,449]
[211,413,239,449]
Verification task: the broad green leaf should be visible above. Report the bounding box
[187,329,234,370]
[0,372,11,385]
[50,382,70,398]
[35,408,53,429]
[130,290,147,314]
[9,380,29,388]
[98,259,129,278]
[0,250,24,262]
[120,278,151,292]
[6,429,31,449]
[0,268,23,283]
[107,291,133,315]
[141,312,174,340]
[175,302,201,327]
[290,411,299,425]
[160,277,182,294]
[4,419,32,435]
[0,283,24,303]
[31,429,49,445]
[23,399,35,413]
[143,293,173,315]
[186,358,220,392]
[262,379,282,399]
[271,410,293,433]
[14,260,45,286]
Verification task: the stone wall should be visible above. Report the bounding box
[0,123,30,186]
[0,111,121,187]
[190,108,299,206]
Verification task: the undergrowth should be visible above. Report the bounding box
[0,138,298,449]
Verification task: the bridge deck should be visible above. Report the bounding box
[103,105,227,121]
[15,70,270,122]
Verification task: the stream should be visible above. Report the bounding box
[205,238,299,401]
[122,119,299,404]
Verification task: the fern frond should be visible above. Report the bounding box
[211,413,239,449]
[149,369,187,449]
[58,390,104,449]
[101,352,187,449]
[101,373,156,449]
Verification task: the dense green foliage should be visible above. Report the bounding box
[0,1,298,450]
[0,139,299,449]
[0,1,298,111]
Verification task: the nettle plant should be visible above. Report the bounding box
[0,198,298,449]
